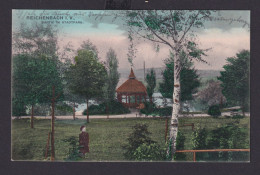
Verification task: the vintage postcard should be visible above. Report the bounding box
[11,9,250,162]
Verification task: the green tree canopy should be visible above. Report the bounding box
[12,54,63,118]
[66,49,107,122]
[159,52,200,103]
[218,50,250,113]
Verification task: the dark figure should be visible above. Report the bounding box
[79,126,89,155]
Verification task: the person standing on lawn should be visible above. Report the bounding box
[79,125,89,156]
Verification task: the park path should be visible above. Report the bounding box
[11,112,250,120]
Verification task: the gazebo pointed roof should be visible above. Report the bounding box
[129,68,136,79]
[116,68,147,94]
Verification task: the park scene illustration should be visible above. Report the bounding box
[11,10,250,162]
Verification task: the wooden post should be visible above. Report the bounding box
[165,117,168,143]
[193,152,196,162]
[45,132,51,159]
[73,102,75,120]
[106,104,109,119]
[51,86,55,161]
[86,99,89,123]
[30,104,34,128]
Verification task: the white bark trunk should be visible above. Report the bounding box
[168,52,181,160]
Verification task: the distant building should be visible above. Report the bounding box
[116,68,147,108]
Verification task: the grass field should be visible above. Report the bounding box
[11,116,250,161]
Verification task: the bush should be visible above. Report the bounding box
[140,102,157,116]
[208,105,221,117]
[83,100,130,115]
[224,115,231,119]
[192,127,207,149]
[133,143,167,161]
[232,114,244,119]
[122,124,156,160]
[206,124,248,161]
[191,127,208,161]
[63,136,82,161]
[157,107,172,117]
[55,103,73,116]
[174,131,186,161]
[33,104,51,116]
[12,98,27,116]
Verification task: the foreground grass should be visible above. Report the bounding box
[12,116,249,161]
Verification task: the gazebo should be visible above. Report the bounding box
[116,68,147,108]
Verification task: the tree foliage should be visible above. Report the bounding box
[104,48,120,101]
[123,124,156,160]
[159,52,200,102]
[12,54,63,116]
[218,50,250,113]
[66,49,107,122]
[66,49,107,99]
[13,23,58,57]
[12,23,63,119]
[145,68,156,102]
[196,80,226,106]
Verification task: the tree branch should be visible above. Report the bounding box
[138,11,174,50]
[179,11,200,45]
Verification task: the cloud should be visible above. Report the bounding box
[195,27,250,70]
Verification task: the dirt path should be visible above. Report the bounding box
[12,112,250,120]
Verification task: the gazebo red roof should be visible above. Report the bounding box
[116,68,147,94]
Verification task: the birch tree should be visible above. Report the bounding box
[123,10,212,159]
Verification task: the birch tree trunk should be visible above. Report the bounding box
[169,52,181,160]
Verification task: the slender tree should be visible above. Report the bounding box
[66,49,107,123]
[104,48,120,118]
[145,68,156,103]
[123,10,212,159]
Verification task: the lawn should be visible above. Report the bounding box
[11,116,250,161]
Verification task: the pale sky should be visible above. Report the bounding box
[12,10,250,70]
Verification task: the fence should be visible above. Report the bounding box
[175,149,250,162]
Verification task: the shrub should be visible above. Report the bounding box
[122,124,156,160]
[140,102,157,116]
[133,143,167,161]
[12,98,27,116]
[191,127,208,161]
[206,124,248,161]
[33,104,51,116]
[55,103,73,116]
[63,136,82,161]
[208,105,221,117]
[192,127,207,149]
[224,115,231,119]
[157,107,172,117]
[232,114,244,119]
[83,100,130,115]
[174,131,186,161]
